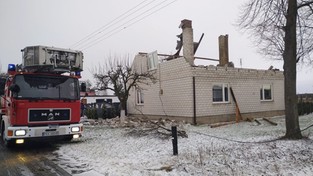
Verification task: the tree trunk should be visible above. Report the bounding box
[119,99,127,121]
[283,0,302,139]
[120,110,126,122]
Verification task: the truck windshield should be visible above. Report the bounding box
[13,74,79,100]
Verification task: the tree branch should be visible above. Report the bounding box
[297,1,313,10]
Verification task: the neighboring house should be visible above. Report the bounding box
[80,88,119,104]
[80,95,120,104]
[80,93,120,119]
[127,19,285,124]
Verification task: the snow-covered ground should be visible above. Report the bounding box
[49,114,313,176]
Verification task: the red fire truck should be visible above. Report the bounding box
[0,46,84,147]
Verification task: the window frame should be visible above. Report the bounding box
[147,51,158,71]
[212,83,229,103]
[260,84,273,101]
[136,88,144,105]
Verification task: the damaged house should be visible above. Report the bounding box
[127,19,284,124]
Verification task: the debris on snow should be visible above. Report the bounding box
[263,117,278,126]
[83,116,188,139]
[56,114,313,176]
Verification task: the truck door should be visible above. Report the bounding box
[0,77,5,96]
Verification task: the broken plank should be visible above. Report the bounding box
[254,119,261,125]
[230,87,243,122]
[263,118,278,126]
[210,121,236,128]
[246,117,254,122]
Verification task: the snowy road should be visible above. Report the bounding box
[0,142,70,176]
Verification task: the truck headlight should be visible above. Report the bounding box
[15,130,26,136]
[71,126,80,132]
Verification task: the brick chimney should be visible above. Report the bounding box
[218,34,229,66]
[180,19,194,65]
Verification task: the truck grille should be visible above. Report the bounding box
[29,109,70,122]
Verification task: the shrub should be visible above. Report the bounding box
[298,102,313,115]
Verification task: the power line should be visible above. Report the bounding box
[79,0,174,50]
[70,0,156,48]
[80,0,177,51]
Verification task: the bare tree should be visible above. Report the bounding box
[238,0,313,139]
[93,55,155,118]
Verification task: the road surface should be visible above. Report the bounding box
[0,142,71,176]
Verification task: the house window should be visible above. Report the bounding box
[212,84,229,103]
[260,84,272,101]
[136,89,144,105]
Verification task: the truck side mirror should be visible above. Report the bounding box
[0,77,5,95]
[9,84,20,93]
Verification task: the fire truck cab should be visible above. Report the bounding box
[0,46,84,147]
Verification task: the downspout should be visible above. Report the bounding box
[193,76,197,125]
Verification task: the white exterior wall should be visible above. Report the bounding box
[128,55,285,123]
[128,57,194,117]
[193,66,284,117]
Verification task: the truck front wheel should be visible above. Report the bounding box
[1,124,13,147]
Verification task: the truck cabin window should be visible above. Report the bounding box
[12,74,79,100]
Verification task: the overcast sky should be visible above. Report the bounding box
[0,0,312,93]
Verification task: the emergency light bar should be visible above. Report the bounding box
[8,64,16,75]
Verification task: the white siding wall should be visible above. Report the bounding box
[128,57,194,117]
[128,55,285,121]
[193,66,284,117]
